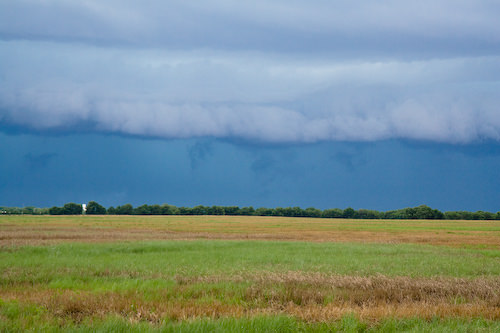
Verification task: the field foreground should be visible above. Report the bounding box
[2,215,500,248]
[1,215,500,332]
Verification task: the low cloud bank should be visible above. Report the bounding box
[1,0,500,144]
[1,41,499,143]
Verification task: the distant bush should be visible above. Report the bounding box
[115,204,133,215]
[48,206,64,215]
[86,201,106,215]
[4,202,496,220]
[0,206,49,215]
[384,205,444,220]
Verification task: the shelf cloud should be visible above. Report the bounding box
[1,1,500,143]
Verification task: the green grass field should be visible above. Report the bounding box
[1,215,500,331]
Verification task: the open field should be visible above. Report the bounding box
[2,215,500,248]
[1,215,500,331]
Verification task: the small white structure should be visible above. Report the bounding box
[82,204,87,213]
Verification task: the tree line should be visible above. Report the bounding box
[1,202,500,220]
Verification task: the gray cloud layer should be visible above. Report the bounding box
[2,1,500,58]
[1,1,500,143]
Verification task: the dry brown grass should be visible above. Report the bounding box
[284,303,500,322]
[2,215,500,248]
[264,274,500,312]
[0,288,250,323]
[2,273,499,323]
[178,271,500,307]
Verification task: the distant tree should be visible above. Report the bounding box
[281,207,305,217]
[86,201,106,215]
[134,204,152,215]
[321,208,343,218]
[383,205,442,220]
[160,204,178,215]
[342,207,356,219]
[444,211,460,220]
[292,206,305,217]
[60,203,83,215]
[22,206,35,214]
[191,205,207,215]
[457,211,474,220]
[150,204,162,215]
[240,206,255,216]
[445,210,494,220]
[33,207,49,215]
[484,211,495,220]
[273,207,285,217]
[178,206,193,215]
[357,209,381,219]
[255,207,273,216]
[281,207,292,217]
[304,207,321,218]
[473,211,495,220]
[208,206,225,215]
[5,207,22,214]
[49,206,63,215]
[412,205,443,219]
[383,210,399,219]
[401,207,417,219]
[115,204,133,215]
[223,206,241,215]
[2,202,494,220]
[431,208,445,219]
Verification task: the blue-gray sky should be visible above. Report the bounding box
[1,1,499,211]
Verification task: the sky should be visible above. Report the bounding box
[1,1,500,212]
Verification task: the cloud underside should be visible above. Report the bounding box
[1,1,500,144]
[1,41,499,143]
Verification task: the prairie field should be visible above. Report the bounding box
[1,215,500,332]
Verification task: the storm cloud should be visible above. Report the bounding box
[1,1,499,143]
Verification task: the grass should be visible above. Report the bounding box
[2,241,500,280]
[2,301,500,332]
[2,215,500,248]
[1,215,500,331]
